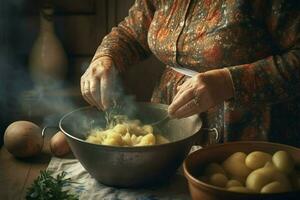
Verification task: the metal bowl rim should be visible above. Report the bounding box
[59,104,202,152]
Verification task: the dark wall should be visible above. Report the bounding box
[0,0,165,146]
[0,0,32,146]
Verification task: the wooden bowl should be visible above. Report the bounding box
[183,141,300,200]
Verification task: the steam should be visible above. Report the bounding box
[0,0,139,131]
[0,0,78,127]
[0,0,31,118]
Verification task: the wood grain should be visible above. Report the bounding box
[0,148,50,200]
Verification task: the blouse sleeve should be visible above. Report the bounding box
[92,0,156,71]
[227,0,300,107]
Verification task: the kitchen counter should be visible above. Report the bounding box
[0,126,63,200]
[0,146,50,200]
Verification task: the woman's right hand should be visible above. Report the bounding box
[80,56,117,110]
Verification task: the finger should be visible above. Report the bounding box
[81,81,92,105]
[173,84,192,103]
[86,80,100,108]
[174,99,199,118]
[84,81,97,106]
[101,70,113,110]
[173,79,193,101]
[178,79,191,91]
[90,78,104,110]
[168,88,194,115]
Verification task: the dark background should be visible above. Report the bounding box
[0,0,165,146]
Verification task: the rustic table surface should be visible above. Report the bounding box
[0,126,62,200]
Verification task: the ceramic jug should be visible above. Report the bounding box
[29,6,68,86]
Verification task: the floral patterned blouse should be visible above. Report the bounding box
[93,0,300,147]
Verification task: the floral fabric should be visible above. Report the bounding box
[94,0,300,147]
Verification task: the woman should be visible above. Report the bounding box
[81,0,300,146]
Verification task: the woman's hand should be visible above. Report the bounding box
[81,56,117,110]
[168,68,234,118]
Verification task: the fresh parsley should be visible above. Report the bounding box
[26,170,78,200]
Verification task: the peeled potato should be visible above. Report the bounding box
[137,133,156,146]
[156,134,169,144]
[245,151,272,170]
[142,125,153,134]
[112,124,127,135]
[226,179,243,188]
[4,121,43,158]
[228,186,252,193]
[209,173,228,188]
[201,150,298,194]
[222,152,251,182]
[122,132,132,146]
[204,163,226,176]
[290,170,300,190]
[246,164,291,192]
[261,181,286,193]
[50,131,71,157]
[199,176,209,183]
[272,151,294,174]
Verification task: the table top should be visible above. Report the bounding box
[0,87,86,199]
[0,128,57,200]
[0,147,50,200]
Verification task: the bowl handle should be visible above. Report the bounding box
[42,126,60,138]
[195,127,220,146]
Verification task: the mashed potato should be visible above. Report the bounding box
[85,118,169,147]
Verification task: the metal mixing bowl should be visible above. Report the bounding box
[59,103,202,187]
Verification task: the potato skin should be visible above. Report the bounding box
[4,121,43,158]
[50,131,71,157]
[245,151,272,170]
[272,151,294,174]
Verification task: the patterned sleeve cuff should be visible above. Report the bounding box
[226,64,258,108]
[93,50,126,72]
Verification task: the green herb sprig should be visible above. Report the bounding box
[26,170,78,200]
[104,101,126,129]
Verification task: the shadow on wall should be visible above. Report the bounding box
[0,0,32,146]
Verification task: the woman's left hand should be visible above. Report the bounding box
[168,68,234,118]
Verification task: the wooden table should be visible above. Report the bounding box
[0,87,86,199]
[0,126,63,200]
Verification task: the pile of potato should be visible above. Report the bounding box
[86,121,169,147]
[200,150,300,193]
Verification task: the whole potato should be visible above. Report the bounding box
[4,121,43,158]
[226,179,243,188]
[199,176,209,183]
[222,152,251,182]
[261,181,286,193]
[272,151,294,174]
[245,151,272,170]
[204,163,226,176]
[289,170,300,190]
[209,173,228,188]
[50,131,71,157]
[228,186,252,193]
[246,165,291,192]
[246,169,272,192]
